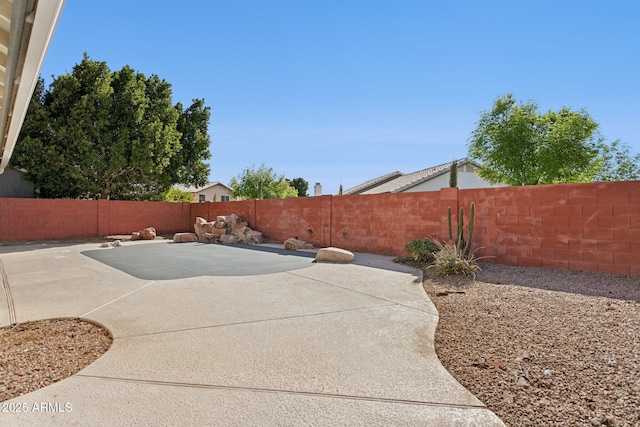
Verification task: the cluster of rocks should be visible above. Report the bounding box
[100,240,122,248]
[193,214,263,244]
[119,216,354,263]
[283,237,354,263]
[284,238,313,250]
[132,227,156,240]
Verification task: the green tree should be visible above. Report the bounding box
[172,99,212,188]
[230,163,298,199]
[156,188,194,202]
[468,94,599,185]
[591,140,640,182]
[11,54,211,199]
[289,177,309,197]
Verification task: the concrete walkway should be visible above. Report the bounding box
[0,240,504,426]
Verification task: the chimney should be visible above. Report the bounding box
[314,182,322,197]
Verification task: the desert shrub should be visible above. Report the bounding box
[428,240,482,278]
[405,239,439,262]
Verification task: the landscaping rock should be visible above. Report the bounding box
[245,229,263,244]
[219,234,240,244]
[138,227,157,240]
[194,217,215,241]
[201,232,220,243]
[315,247,354,263]
[194,214,264,244]
[173,232,198,243]
[284,238,313,250]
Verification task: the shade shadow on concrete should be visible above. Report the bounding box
[82,242,315,280]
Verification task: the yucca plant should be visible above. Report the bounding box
[432,201,486,278]
[428,239,483,278]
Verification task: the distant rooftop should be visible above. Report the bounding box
[344,158,477,195]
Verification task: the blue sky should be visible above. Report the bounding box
[40,1,639,195]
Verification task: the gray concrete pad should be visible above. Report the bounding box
[82,242,315,280]
[0,241,505,426]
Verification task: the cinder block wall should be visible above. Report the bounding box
[0,199,191,240]
[459,181,639,275]
[330,191,443,254]
[1,180,638,275]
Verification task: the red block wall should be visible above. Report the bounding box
[104,201,192,235]
[255,196,332,247]
[459,181,640,276]
[331,192,443,254]
[0,198,98,240]
[0,199,192,241]
[1,180,638,275]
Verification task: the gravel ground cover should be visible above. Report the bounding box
[0,319,112,402]
[421,262,640,427]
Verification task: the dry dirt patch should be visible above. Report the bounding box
[1,318,112,402]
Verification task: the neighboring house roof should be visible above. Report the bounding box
[177,182,232,193]
[0,166,34,197]
[344,158,481,195]
[0,0,67,174]
[343,171,403,195]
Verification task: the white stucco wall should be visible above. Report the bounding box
[193,184,234,202]
[403,171,505,193]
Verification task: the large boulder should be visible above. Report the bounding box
[245,229,263,244]
[138,227,157,240]
[315,247,354,263]
[194,217,215,241]
[173,232,198,243]
[284,238,313,250]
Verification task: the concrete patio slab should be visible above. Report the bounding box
[85,273,393,337]
[290,263,438,315]
[79,305,476,407]
[0,240,505,426]
[1,246,148,322]
[1,376,503,427]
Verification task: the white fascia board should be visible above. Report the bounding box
[0,0,66,174]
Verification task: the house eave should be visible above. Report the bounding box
[0,0,66,174]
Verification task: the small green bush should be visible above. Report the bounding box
[405,239,439,262]
[428,240,482,278]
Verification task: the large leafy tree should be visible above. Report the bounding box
[230,163,298,199]
[468,94,599,185]
[288,177,309,197]
[592,140,640,182]
[11,54,211,199]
